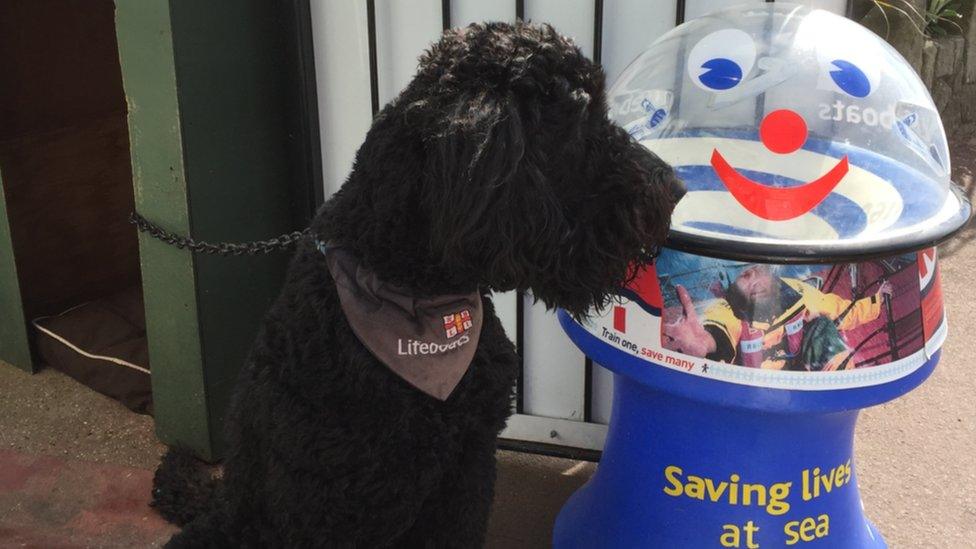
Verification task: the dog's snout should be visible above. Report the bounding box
[670,177,686,204]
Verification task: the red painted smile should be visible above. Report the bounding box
[711,109,849,221]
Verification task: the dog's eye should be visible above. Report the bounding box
[687,29,756,92]
[637,247,660,265]
[827,59,872,98]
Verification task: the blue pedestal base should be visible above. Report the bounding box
[554,374,888,548]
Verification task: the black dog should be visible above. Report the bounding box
[152,22,681,547]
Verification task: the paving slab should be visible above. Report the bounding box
[0,449,176,548]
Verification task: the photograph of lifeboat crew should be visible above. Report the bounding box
[658,252,924,371]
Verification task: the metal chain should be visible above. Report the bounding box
[131,211,659,261]
[129,212,311,256]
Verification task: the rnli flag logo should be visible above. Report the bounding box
[444,310,473,339]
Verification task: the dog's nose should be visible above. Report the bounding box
[670,177,686,204]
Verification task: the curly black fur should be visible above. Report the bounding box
[151,447,220,527]
[153,22,681,548]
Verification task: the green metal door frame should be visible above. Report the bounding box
[0,168,33,373]
[116,0,320,461]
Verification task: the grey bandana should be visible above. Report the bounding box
[320,243,483,401]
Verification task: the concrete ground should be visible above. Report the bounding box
[0,362,594,548]
[2,144,974,547]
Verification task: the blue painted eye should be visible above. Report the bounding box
[699,58,743,90]
[688,29,756,93]
[829,60,871,98]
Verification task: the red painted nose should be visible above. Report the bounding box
[759,109,807,154]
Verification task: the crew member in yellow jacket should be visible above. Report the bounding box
[662,265,892,371]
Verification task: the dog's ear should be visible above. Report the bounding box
[425,90,527,267]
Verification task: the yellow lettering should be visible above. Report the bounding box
[799,517,817,542]
[786,514,831,544]
[767,482,792,516]
[720,524,740,548]
[815,514,830,538]
[834,464,847,487]
[686,475,706,500]
[661,465,799,516]
[729,474,740,505]
[663,466,683,496]
[742,482,765,506]
[744,521,760,549]
[820,467,840,493]
[705,478,729,502]
[784,521,800,546]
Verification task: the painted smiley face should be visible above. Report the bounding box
[685,29,867,221]
[710,109,849,221]
[608,5,962,249]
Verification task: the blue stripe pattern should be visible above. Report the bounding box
[674,164,868,237]
[661,131,947,237]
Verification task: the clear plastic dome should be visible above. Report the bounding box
[610,3,970,261]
